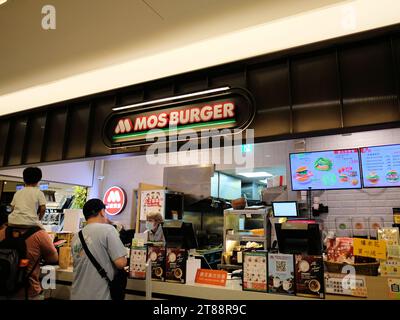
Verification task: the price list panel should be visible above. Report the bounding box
[360,144,400,188]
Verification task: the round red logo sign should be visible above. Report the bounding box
[103,186,126,216]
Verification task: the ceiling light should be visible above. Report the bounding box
[112,86,230,111]
[238,172,273,178]
[0,0,7,6]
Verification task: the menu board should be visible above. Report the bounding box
[243,251,268,292]
[267,253,295,296]
[360,144,400,188]
[147,245,166,281]
[295,254,325,299]
[380,258,400,277]
[324,273,368,298]
[290,149,361,190]
[165,248,187,283]
[129,246,147,279]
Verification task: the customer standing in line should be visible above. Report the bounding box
[71,199,127,300]
[0,206,58,300]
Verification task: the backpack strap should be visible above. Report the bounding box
[5,226,41,241]
[20,227,41,240]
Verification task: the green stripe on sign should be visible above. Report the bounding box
[112,119,236,141]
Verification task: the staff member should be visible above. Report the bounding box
[145,212,165,243]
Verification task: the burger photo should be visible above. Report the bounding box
[386,169,399,183]
[339,172,349,183]
[366,172,379,184]
[314,157,332,171]
[295,166,312,183]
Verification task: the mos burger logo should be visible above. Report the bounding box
[102,87,255,148]
[103,186,126,216]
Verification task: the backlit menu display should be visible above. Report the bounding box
[360,144,400,188]
[290,149,361,190]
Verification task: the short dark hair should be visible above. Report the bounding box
[23,167,42,185]
[82,198,106,220]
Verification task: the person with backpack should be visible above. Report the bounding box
[71,199,127,300]
[0,222,58,300]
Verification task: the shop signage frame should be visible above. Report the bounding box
[102,87,255,149]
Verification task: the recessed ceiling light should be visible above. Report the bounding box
[238,172,273,178]
[0,1,7,6]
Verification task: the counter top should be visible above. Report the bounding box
[50,267,396,300]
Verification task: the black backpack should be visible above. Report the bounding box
[0,226,41,298]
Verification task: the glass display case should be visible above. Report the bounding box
[219,208,271,270]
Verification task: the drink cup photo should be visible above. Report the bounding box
[273,277,282,288]
[283,280,292,291]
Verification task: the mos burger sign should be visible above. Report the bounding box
[102,87,255,148]
[103,186,126,216]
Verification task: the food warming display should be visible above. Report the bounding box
[290,149,361,190]
[360,144,400,188]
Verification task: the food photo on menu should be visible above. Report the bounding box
[267,253,295,296]
[290,149,361,191]
[295,254,325,299]
[165,248,187,283]
[243,251,268,293]
[148,245,166,281]
[129,247,148,279]
[360,144,400,188]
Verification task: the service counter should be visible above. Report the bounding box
[47,267,395,301]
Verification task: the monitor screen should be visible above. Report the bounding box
[290,149,362,190]
[360,144,400,188]
[272,201,298,217]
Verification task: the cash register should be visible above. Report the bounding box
[272,201,322,255]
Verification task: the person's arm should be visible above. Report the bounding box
[106,226,128,270]
[37,191,47,221]
[39,231,59,264]
[10,195,15,213]
[114,256,128,270]
[38,205,46,220]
